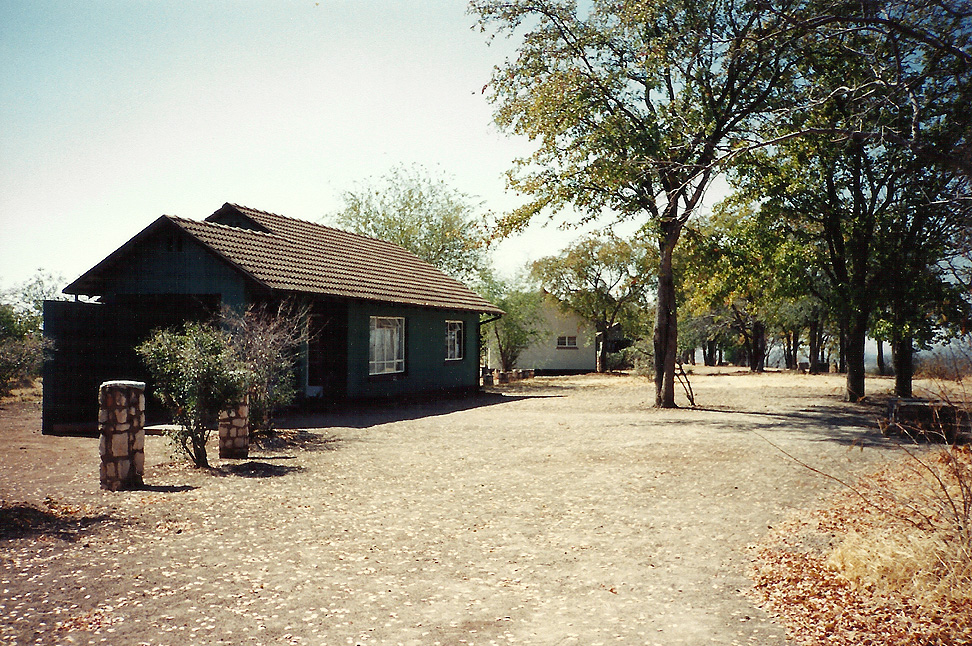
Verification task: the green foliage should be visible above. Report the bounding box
[532,233,656,371]
[0,269,63,396]
[472,0,797,405]
[222,303,308,434]
[331,164,489,282]
[137,322,248,468]
[477,273,544,371]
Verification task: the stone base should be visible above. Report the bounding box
[218,399,249,459]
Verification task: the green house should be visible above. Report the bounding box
[43,203,502,434]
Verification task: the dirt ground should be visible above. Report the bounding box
[1,369,911,645]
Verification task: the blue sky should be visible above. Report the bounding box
[1,0,592,292]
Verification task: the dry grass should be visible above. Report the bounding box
[751,445,972,645]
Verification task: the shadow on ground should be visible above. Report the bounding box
[275,391,560,430]
[691,397,895,449]
[0,502,113,541]
[220,461,303,478]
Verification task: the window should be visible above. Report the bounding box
[557,335,578,349]
[369,316,405,375]
[445,320,464,361]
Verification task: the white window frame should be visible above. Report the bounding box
[369,316,405,375]
[557,335,578,349]
[445,320,464,361]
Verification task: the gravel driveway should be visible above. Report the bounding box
[1,370,900,645]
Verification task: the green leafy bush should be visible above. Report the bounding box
[137,322,248,467]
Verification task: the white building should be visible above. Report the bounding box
[487,293,597,374]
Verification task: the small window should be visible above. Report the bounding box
[445,320,464,361]
[557,335,578,349]
[370,316,405,375]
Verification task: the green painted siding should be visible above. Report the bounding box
[98,230,248,310]
[345,301,480,399]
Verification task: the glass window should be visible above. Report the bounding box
[369,316,405,374]
[557,336,578,348]
[445,320,463,360]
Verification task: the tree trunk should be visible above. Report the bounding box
[704,340,717,366]
[876,338,886,376]
[838,319,848,374]
[653,242,678,408]
[893,336,914,397]
[845,312,868,401]
[752,320,766,373]
[596,333,606,373]
[791,328,801,369]
[808,319,821,374]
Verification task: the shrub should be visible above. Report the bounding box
[136,322,248,467]
[827,445,972,606]
[0,302,49,396]
[222,303,307,434]
[0,335,47,396]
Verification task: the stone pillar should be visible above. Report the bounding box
[99,381,145,491]
[218,397,249,459]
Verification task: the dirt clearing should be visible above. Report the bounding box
[2,370,906,645]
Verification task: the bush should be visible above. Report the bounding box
[827,445,972,607]
[606,339,654,376]
[0,302,48,396]
[0,335,47,396]
[222,303,307,434]
[137,322,248,467]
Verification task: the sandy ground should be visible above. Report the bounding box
[1,369,909,645]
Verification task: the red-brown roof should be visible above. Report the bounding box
[69,203,502,315]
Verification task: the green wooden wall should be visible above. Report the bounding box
[344,301,481,399]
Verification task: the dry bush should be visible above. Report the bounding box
[826,445,972,606]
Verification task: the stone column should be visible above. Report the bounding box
[99,381,145,491]
[218,397,249,459]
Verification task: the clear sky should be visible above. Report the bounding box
[0,0,594,293]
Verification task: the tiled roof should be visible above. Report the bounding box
[161,203,503,314]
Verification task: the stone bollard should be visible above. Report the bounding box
[99,381,146,491]
[218,396,249,459]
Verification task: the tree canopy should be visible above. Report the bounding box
[473,0,800,406]
[531,233,656,371]
[331,164,490,283]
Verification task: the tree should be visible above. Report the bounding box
[137,322,248,468]
[729,0,972,399]
[531,234,656,372]
[331,164,489,282]
[0,303,45,396]
[222,302,309,433]
[0,269,63,395]
[478,273,544,371]
[473,0,798,406]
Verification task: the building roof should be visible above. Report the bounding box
[66,203,503,315]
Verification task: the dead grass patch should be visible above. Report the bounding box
[750,446,972,645]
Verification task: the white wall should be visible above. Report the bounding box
[488,295,597,372]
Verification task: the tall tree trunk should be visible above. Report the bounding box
[893,336,914,397]
[653,242,678,408]
[876,338,886,376]
[791,328,801,370]
[838,319,848,374]
[845,311,868,401]
[596,332,606,373]
[752,320,766,373]
[809,319,821,374]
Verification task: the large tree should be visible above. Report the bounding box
[531,234,656,372]
[472,0,797,407]
[730,0,972,400]
[331,164,489,283]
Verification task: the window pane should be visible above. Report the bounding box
[369,316,405,374]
